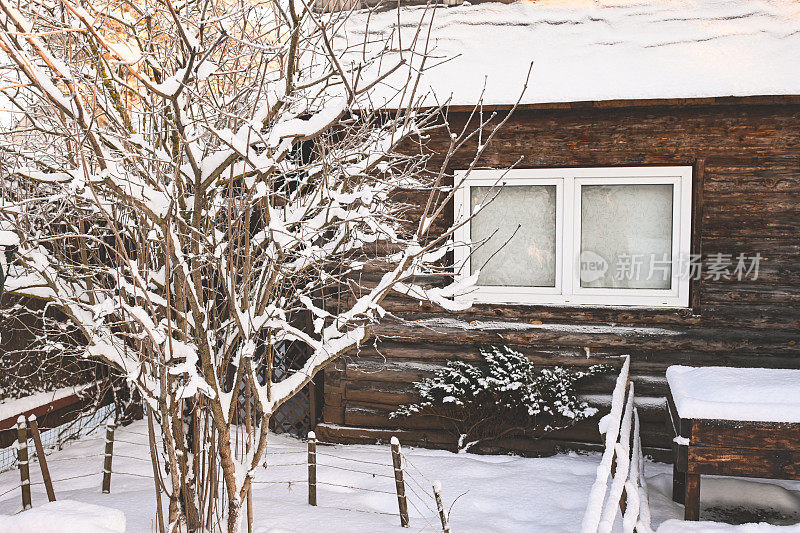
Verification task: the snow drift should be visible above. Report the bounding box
[0,500,126,532]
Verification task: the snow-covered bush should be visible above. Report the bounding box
[393,345,610,451]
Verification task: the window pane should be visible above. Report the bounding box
[470,185,557,287]
[580,184,673,289]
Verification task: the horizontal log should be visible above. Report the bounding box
[341,354,669,397]
[344,357,445,383]
[314,420,670,460]
[703,166,800,194]
[704,193,800,215]
[336,282,800,331]
[346,343,620,368]
[688,446,800,480]
[581,373,668,397]
[345,380,418,405]
[347,266,800,302]
[330,402,671,452]
[314,422,455,449]
[344,402,445,430]
[690,420,800,450]
[340,342,800,374]
[338,389,668,428]
[701,283,800,305]
[342,355,619,386]
[699,241,800,259]
[369,318,800,355]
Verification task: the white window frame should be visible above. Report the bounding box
[453,166,693,308]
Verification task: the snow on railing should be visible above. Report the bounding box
[623,409,654,533]
[0,382,100,431]
[598,380,635,532]
[581,355,654,533]
[581,355,630,532]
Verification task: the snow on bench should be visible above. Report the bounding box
[666,366,800,423]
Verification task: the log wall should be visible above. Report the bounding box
[316,98,800,459]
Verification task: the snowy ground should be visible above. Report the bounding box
[1,420,799,532]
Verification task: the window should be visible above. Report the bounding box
[453,167,692,307]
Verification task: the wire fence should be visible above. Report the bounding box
[1,419,450,532]
[0,403,114,473]
[0,420,171,505]
[255,440,447,531]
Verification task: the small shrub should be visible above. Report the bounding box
[392,345,611,451]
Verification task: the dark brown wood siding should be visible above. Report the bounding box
[316,100,800,458]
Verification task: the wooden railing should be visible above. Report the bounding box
[581,355,653,533]
[0,382,99,432]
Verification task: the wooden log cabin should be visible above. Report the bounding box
[314,0,800,458]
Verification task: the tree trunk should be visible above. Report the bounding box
[227,500,243,533]
[216,423,243,533]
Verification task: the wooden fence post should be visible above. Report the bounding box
[307,431,317,506]
[433,481,451,533]
[102,421,116,494]
[245,376,254,533]
[28,415,56,502]
[391,436,409,527]
[146,406,165,533]
[16,416,31,510]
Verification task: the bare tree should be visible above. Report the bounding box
[0,0,514,530]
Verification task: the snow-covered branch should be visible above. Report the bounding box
[0,1,488,530]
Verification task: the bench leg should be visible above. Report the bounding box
[684,474,700,521]
[672,462,686,504]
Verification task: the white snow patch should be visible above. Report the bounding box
[337,0,800,108]
[0,500,126,532]
[667,366,800,423]
[0,420,606,532]
[1,420,799,531]
[0,230,19,246]
[657,521,800,532]
[673,436,690,446]
[648,473,800,532]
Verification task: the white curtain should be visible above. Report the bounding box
[470,185,557,287]
[580,184,673,289]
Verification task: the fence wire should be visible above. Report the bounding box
[0,403,114,472]
[2,418,445,531]
[258,441,443,530]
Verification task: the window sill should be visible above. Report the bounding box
[460,299,695,314]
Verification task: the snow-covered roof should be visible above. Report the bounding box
[341,0,800,108]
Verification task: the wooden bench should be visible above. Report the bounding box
[666,365,800,521]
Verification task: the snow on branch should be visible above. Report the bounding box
[0,0,499,530]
